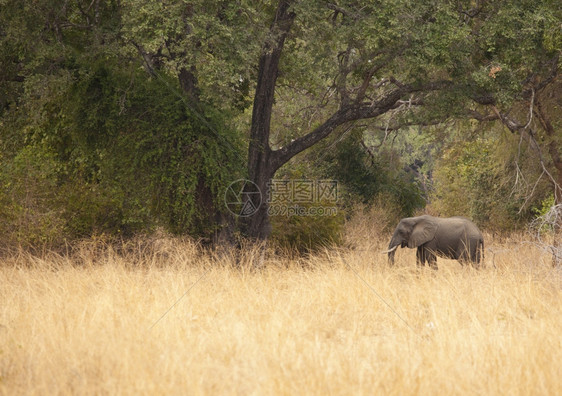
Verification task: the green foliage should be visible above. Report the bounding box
[465,0,561,108]
[322,131,426,218]
[0,0,249,247]
[120,0,266,111]
[533,194,555,218]
[430,126,551,230]
[0,55,243,247]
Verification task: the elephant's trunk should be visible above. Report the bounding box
[388,249,396,265]
[382,238,400,265]
[383,230,401,265]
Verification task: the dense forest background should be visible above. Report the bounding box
[0,0,560,250]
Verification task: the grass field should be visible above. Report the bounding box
[1,233,561,395]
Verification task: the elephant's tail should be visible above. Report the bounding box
[478,239,485,265]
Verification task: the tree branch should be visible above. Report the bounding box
[270,80,450,170]
[130,41,157,76]
[467,109,499,122]
[535,98,562,173]
[522,53,559,99]
[326,3,360,21]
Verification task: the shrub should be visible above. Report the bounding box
[270,200,345,253]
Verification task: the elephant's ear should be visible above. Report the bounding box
[408,220,438,248]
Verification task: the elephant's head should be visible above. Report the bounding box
[382,216,438,264]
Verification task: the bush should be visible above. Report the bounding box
[0,59,244,248]
[0,146,65,248]
[270,201,345,253]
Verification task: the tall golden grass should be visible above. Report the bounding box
[1,231,561,395]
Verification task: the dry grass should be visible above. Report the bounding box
[1,233,561,395]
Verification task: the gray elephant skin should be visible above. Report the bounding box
[383,215,484,268]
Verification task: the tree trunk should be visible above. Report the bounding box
[244,0,295,239]
[178,66,200,102]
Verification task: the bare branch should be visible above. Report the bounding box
[130,41,157,76]
[529,203,562,266]
[523,88,535,130]
[468,109,499,122]
[370,119,443,133]
[326,3,360,20]
[493,109,562,202]
[311,122,358,165]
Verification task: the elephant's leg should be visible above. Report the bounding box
[416,246,426,267]
[469,241,481,269]
[457,242,471,266]
[427,250,438,270]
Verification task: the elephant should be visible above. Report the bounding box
[382,215,484,269]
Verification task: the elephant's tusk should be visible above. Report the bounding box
[381,245,398,254]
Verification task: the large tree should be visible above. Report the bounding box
[244,0,457,237]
